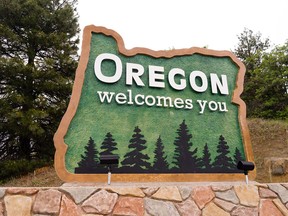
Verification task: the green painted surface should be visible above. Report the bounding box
[64,32,245,173]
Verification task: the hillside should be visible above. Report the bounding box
[0,118,287,187]
[248,118,288,182]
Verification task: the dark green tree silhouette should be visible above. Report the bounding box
[213,135,234,172]
[121,126,151,173]
[199,143,212,171]
[75,137,99,173]
[233,147,245,165]
[152,136,169,172]
[100,132,118,155]
[172,120,199,172]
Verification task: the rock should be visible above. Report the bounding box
[259,199,282,216]
[33,214,51,216]
[109,187,145,197]
[268,184,288,203]
[273,199,288,215]
[259,187,278,198]
[82,189,118,214]
[177,186,192,200]
[234,185,259,207]
[144,198,180,216]
[59,195,81,216]
[0,201,3,216]
[61,187,97,204]
[191,186,215,209]
[254,183,268,188]
[175,198,201,216]
[214,198,236,212]
[202,202,229,216]
[0,189,5,199]
[141,187,159,197]
[81,214,102,216]
[264,157,288,175]
[281,183,288,190]
[113,196,144,216]
[151,186,182,202]
[6,188,38,195]
[4,195,32,216]
[215,189,239,204]
[33,189,62,214]
[211,185,233,192]
[144,211,152,216]
[231,206,258,216]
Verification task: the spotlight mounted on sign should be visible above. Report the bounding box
[237,161,255,185]
[100,154,119,185]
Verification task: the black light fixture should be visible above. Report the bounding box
[100,155,119,185]
[237,161,255,185]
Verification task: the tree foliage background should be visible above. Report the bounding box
[0,0,79,162]
[233,28,288,120]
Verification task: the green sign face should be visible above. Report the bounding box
[54,26,255,182]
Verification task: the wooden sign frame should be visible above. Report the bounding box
[54,25,255,182]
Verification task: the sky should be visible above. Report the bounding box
[77,0,288,52]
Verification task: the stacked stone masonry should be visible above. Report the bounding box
[0,182,288,215]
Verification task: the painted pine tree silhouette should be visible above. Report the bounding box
[121,126,151,173]
[152,136,169,172]
[212,135,234,172]
[100,132,118,155]
[199,143,212,171]
[75,137,99,173]
[233,147,245,173]
[233,147,245,165]
[172,120,199,172]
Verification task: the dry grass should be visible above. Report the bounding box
[248,118,288,183]
[0,166,63,187]
[0,118,287,186]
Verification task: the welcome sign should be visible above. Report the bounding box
[54,25,255,182]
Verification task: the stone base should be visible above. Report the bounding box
[1,182,288,215]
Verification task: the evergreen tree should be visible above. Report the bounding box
[213,135,234,172]
[233,147,244,166]
[199,143,212,171]
[121,126,151,173]
[0,0,79,160]
[172,120,199,172]
[152,136,169,172]
[75,137,99,173]
[100,132,118,155]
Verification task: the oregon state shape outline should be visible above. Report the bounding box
[54,25,255,182]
